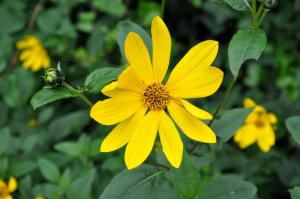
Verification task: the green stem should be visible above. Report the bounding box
[161,0,166,19]
[257,9,269,28]
[188,76,237,154]
[251,0,257,29]
[63,83,93,107]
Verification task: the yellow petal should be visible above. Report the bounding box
[117,67,145,93]
[90,91,143,125]
[257,125,275,153]
[23,56,36,69]
[151,16,171,82]
[234,124,257,149]
[167,66,223,98]
[19,50,33,61]
[42,55,51,68]
[268,113,277,124]
[125,111,159,169]
[31,57,43,72]
[100,107,147,152]
[167,40,219,88]
[243,98,256,108]
[125,32,154,85]
[158,111,183,168]
[8,177,17,192]
[179,99,213,120]
[3,195,13,199]
[0,179,6,188]
[168,101,216,143]
[101,81,125,97]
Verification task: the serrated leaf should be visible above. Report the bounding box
[38,158,60,183]
[84,67,123,93]
[171,153,201,199]
[285,116,300,145]
[30,87,78,109]
[199,176,257,199]
[212,108,253,142]
[228,28,267,77]
[117,21,152,60]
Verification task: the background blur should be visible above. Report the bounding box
[0,0,300,198]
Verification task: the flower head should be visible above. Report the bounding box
[234,98,277,152]
[17,35,50,72]
[0,177,17,199]
[43,67,65,87]
[90,16,223,169]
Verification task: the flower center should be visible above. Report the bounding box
[255,120,265,128]
[144,83,169,111]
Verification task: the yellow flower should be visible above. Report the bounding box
[17,35,50,72]
[234,98,277,153]
[35,196,46,199]
[0,177,17,199]
[28,118,38,128]
[90,16,223,169]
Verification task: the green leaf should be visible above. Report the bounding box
[67,169,96,199]
[212,108,252,142]
[223,0,249,11]
[48,110,89,141]
[0,67,35,108]
[9,160,36,177]
[0,6,25,34]
[117,21,152,60]
[171,153,201,199]
[199,176,257,199]
[99,164,161,199]
[38,158,61,183]
[84,67,123,93]
[37,9,62,34]
[33,183,61,199]
[59,169,71,192]
[290,186,300,199]
[0,128,10,155]
[228,28,267,77]
[54,141,83,157]
[92,0,126,17]
[30,87,78,109]
[285,116,300,145]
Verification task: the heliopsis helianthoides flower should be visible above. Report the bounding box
[90,16,224,169]
[0,177,17,199]
[16,35,50,72]
[234,98,277,153]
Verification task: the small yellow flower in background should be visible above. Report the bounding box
[16,35,50,72]
[234,98,277,153]
[28,118,38,128]
[90,16,223,169]
[0,177,17,199]
[35,196,46,199]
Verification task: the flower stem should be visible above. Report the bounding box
[63,82,93,107]
[161,0,166,19]
[188,76,236,154]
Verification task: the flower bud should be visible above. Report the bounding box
[264,0,276,9]
[44,67,65,87]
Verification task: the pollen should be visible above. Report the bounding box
[144,83,169,111]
